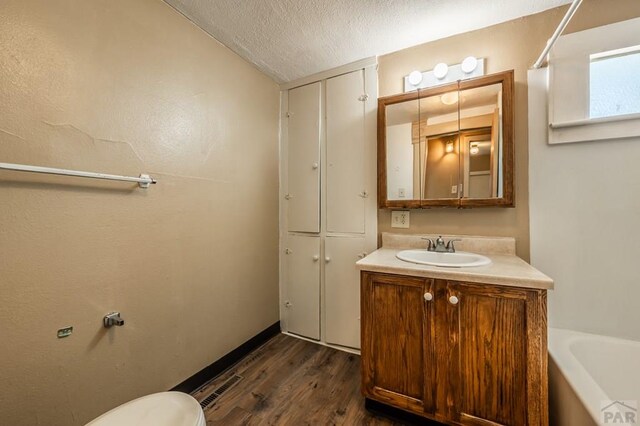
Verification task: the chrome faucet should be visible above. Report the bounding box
[433,236,447,252]
[423,236,462,253]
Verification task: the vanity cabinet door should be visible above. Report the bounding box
[361,272,436,417]
[445,281,548,426]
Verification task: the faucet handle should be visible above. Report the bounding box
[446,239,462,253]
[421,237,434,251]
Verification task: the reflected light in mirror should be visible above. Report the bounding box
[441,92,459,105]
[445,140,454,153]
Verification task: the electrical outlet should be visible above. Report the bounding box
[451,185,458,194]
[398,188,406,198]
[391,210,410,229]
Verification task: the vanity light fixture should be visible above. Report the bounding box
[470,143,480,155]
[403,57,484,92]
[441,92,459,105]
[461,56,479,73]
[445,140,454,153]
[433,63,449,79]
[408,70,423,86]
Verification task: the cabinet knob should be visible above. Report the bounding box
[284,194,292,200]
[423,292,433,302]
[313,255,319,261]
[325,257,331,263]
[284,301,292,308]
[285,248,292,254]
[312,162,319,170]
[359,191,368,198]
[449,295,459,305]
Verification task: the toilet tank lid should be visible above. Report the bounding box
[86,391,204,426]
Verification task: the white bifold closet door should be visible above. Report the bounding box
[324,236,366,349]
[287,82,321,233]
[326,70,366,234]
[284,234,320,340]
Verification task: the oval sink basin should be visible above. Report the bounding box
[396,250,491,268]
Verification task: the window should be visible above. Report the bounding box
[590,46,640,119]
[548,17,640,144]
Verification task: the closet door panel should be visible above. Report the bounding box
[284,234,321,340]
[326,71,366,234]
[325,236,365,348]
[287,82,321,233]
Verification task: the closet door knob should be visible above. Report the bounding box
[325,257,331,263]
[424,292,433,302]
[449,295,459,305]
[312,162,319,170]
[313,255,319,261]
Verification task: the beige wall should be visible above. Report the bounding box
[0,1,279,425]
[377,0,640,259]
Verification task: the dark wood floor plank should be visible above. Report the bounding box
[191,334,400,425]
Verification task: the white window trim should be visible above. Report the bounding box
[548,17,640,144]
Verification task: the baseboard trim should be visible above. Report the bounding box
[170,321,281,394]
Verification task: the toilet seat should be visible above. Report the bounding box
[86,391,205,426]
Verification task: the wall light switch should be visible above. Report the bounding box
[391,210,410,229]
[398,188,406,198]
[451,185,458,194]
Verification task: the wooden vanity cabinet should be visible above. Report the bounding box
[360,273,437,418]
[361,272,548,426]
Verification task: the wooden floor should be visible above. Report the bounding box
[191,334,403,425]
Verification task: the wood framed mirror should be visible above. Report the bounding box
[377,70,514,208]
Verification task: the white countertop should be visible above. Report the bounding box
[356,247,553,290]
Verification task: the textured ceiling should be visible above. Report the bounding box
[163,0,572,83]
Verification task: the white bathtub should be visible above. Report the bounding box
[548,328,640,426]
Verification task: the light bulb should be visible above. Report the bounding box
[408,70,423,86]
[445,141,454,153]
[433,63,448,79]
[461,56,478,74]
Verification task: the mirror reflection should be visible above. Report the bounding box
[385,99,420,201]
[459,82,503,199]
[383,78,506,205]
[419,91,460,200]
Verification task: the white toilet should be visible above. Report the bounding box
[86,391,206,426]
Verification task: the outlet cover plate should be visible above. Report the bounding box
[391,211,410,229]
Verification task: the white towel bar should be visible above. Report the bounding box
[0,162,156,188]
